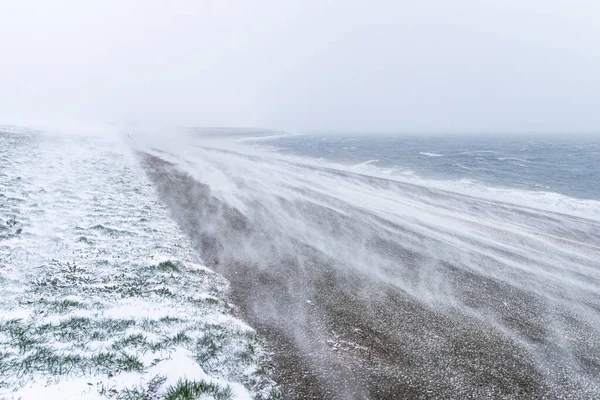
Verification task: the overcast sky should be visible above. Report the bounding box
[1,0,599,133]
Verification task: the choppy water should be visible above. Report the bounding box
[263,134,600,201]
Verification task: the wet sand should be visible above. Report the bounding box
[141,152,600,399]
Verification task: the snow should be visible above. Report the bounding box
[0,128,278,399]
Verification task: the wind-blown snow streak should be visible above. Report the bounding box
[0,128,278,399]
[136,131,600,398]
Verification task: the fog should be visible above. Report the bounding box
[1,0,599,133]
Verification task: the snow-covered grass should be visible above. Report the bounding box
[0,128,279,399]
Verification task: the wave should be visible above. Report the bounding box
[419,151,443,157]
[498,157,530,163]
[352,159,379,167]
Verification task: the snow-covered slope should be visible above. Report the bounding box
[0,128,278,399]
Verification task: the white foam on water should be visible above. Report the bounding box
[352,159,380,168]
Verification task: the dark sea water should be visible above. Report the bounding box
[263,134,600,201]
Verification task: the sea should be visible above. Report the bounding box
[260,133,600,201]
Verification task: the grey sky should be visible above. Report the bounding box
[1,0,599,133]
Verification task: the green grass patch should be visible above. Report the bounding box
[171,331,192,345]
[32,277,62,292]
[160,316,183,324]
[13,347,85,376]
[157,261,181,273]
[115,386,147,400]
[91,351,145,375]
[111,333,149,351]
[0,319,46,354]
[155,287,174,297]
[23,298,86,314]
[116,352,145,373]
[76,236,92,244]
[91,352,118,371]
[55,317,91,342]
[195,334,223,364]
[96,318,136,333]
[53,299,85,313]
[164,378,233,400]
